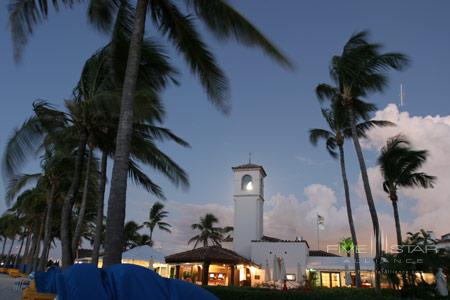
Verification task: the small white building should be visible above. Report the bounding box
[121,245,169,277]
[437,233,450,251]
[221,162,374,287]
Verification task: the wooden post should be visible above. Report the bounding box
[229,265,235,286]
[175,265,181,279]
[202,261,210,286]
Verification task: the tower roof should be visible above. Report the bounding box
[232,163,267,177]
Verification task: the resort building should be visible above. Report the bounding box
[166,162,375,287]
[165,246,263,286]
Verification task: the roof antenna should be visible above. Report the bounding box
[400,84,405,108]
[248,152,252,164]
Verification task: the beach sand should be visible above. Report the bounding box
[0,274,21,300]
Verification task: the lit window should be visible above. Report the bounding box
[286,274,296,281]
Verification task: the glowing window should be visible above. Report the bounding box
[286,274,296,281]
[241,175,253,191]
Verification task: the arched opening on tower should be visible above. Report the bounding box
[241,175,253,191]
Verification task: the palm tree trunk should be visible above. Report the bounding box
[149,229,153,247]
[38,184,56,271]
[5,239,15,266]
[104,0,149,267]
[72,148,94,256]
[391,192,408,289]
[338,144,361,288]
[92,152,107,266]
[347,107,382,292]
[22,233,31,265]
[18,234,29,265]
[32,217,45,272]
[25,229,39,273]
[1,237,7,258]
[43,237,52,266]
[61,132,87,269]
[14,236,25,266]
[391,196,403,247]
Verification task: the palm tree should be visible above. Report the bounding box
[122,221,143,251]
[188,214,232,249]
[67,10,185,266]
[378,135,435,247]
[6,185,50,272]
[135,234,152,247]
[0,216,9,259]
[405,229,436,246]
[339,237,354,258]
[9,0,293,266]
[143,202,171,247]
[310,103,393,287]
[316,31,410,291]
[3,78,189,269]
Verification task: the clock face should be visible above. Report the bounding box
[242,175,253,191]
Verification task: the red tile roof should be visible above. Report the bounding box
[309,250,341,257]
[165,246,254,265]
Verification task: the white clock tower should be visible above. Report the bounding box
[231,162,266,258]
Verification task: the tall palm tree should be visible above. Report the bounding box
[9,0,293,266]
[66,7,184,266]
[378,135,435,247]
[143,202,171,247]
[2,214,19,266]
[3,82,188,269]
[6,184,51,272]
[316,31,410,291]
[0,216,9,259]
[309,103,393,287]
[188,213,232,249]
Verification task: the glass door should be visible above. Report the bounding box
[320,272,331,288]
[320,272,341,288]
[331,272,341,287]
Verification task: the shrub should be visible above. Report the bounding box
[204,286,424,300]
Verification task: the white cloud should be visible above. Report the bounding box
[360,103,450,239]
[146,183,397,256]
[125,104,450,256]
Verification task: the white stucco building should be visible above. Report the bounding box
[437,233,450,251]
[221,162,375,287]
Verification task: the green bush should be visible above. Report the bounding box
[204,286,425,300]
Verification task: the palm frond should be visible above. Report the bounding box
[351,120,395,138]
[135,124,190,147]
[401,173,436,189]
[87,0,120,33]
[8,0,82,62]
[2,116,43,178]
[130,139,189,189]
[150,0,230,113]
[5,173,42,206]
[309,128,333,146]
[315,83,338,102]
[185,0,293,69]
[128,160,165,199]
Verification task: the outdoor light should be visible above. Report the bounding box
[246,181,253,191]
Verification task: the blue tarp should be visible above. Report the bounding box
[35,266,61,294]
[37,264,218,300]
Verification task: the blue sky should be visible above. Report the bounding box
[1,1,450,252]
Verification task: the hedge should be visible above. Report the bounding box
[204,286,426,300]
